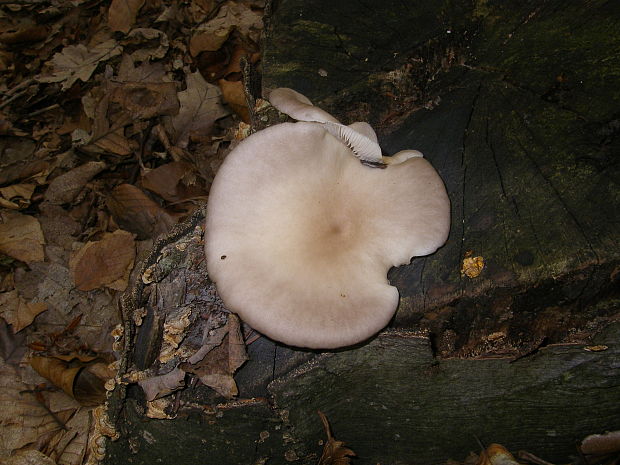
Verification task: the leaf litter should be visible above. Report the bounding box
[1,0,615,464]
[0,0,264,461]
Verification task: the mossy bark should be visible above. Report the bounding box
[105,1,620,464]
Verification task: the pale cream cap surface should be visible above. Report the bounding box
[205,122,450,348]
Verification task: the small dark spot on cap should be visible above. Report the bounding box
[221,255,227,260]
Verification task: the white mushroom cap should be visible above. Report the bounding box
[205,120,450,349]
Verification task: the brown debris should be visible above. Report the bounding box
[69,230,136,291]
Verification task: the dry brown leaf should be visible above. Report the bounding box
[108,0,145,33]
[317,411,356,465]
[0,210,45,264]
[0,317,27,364]
[182,314,247,398]
[106,184,175,240]
[30,356,112,406]
[581,430,620,455]
[79,92,136,156]
[171,70,229,148]
[110,82,179,120]
[44,161,107,205]
[0,183,36,210]
[69,230,136,291]
[117,54,169,83]
[0,290,47,332]
[141,161,207,203]
[126,28,169,62]
[189,2,263,56]
[218,78,249,122]
[138,367,186,401]
[2,449,57,465]
[0,357,81,456]
[39,40,123,90]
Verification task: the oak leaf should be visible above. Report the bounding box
[39,40,122,90]
[108,0,145,34]
[170,70,229,148]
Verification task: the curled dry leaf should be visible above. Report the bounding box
[44,161,107,205]
[69,229,136,291]
[107,184,175,240]
[0,290,47,333]
[0,183,36,210]
[581,430,620,455]
[108,0,145,34]
[0,210,45,264]
[170,70,229,148]
[30,356,113,406]
[39,40,123,90]
[138,367,186,401]
[317,411,356,465]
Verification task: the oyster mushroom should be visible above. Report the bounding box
[205,89,450,348]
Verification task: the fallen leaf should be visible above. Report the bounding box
[141,161,207,203]
[0,210,45,264]
[69,230,136,291]
[182,314,247,398]
[39,39,123,90]
[0,357,80,456]
[0,317,27,364]
[116,54,169,83]
[190,2,263,56]
[0,183,36,210]
[2,449,56,465]
[0,290,48,332]
[30,356,113,406]
[126,28,169,62]
[218,78,249,122]
[108,0,145,33]
[79,91,136,156]
[581,430,620,455]
[170,70,229,148]
[110,82,179,120]
[138,367,186,401]
[107,184,175,240]
[44,161,107,205]
[317,411,356,465]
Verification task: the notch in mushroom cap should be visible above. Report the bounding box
[205,89,450,349]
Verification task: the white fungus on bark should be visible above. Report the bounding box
[205,88,450,349]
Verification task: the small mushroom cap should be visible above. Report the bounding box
[205,122,450,349]
[269,87,340,124]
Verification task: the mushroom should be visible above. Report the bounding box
[205,88,450,349]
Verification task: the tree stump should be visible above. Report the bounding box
[104,1,620,464]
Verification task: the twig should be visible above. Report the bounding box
[25,103,61,118]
